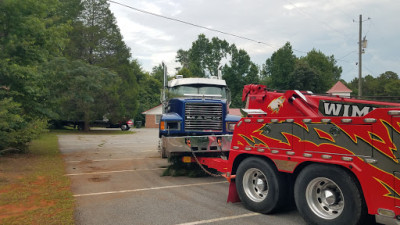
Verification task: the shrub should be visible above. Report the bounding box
[0,98,46,154]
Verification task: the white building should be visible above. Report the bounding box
[326,81,352,97]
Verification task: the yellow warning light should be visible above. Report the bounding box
[182,156,192,163]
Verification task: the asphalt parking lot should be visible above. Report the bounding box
[59,128,306,225]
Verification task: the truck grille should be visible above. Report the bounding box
[185,103,223,132]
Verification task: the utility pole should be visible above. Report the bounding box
[357,15,370,97]
[358,14,362,97]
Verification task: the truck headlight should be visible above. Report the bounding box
[167,122,179,130]
[227,122,236,132]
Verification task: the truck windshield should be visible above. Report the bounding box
[169,85,227,99]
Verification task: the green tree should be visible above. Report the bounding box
[0,0,70,150]
[384,80,400,96]
[175,35,260,107]
[363,75,378,96]
[135,70,163,122]
[151,64,166,83]
[176,49,190,72]
[262,43,342,93]
[176,34,230,77]
[377,71,399,94]
[44,58,119,131]
[57,0,83,24]
[0,98,46,153]
[300,49,342,93]
[349,75,378,97]
[223,45,259,108]
[375,71,398,96]
[288,60,320,92]
[261,42,296,90]
[176,67,194,78]
[0,0,70,115]
[64,0,139,125]
[348,71,399,99]
[65,0,130,65]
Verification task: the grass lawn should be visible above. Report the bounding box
[0,132,75,224]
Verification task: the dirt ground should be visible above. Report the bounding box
[0,133,74,224]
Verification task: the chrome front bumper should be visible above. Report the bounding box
[161,135,232,157]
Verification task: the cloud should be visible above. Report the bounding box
[283,1,310,10]
[109,0,400,83]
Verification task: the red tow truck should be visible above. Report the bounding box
[185,84,400,225]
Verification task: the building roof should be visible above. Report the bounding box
[142,104,162,115]
[326,81,352,94]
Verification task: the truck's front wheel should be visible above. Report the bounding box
[294,164,367,225]
[236,157,287,213]
[159,138,167,158]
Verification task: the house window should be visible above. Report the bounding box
[155,115,161,124]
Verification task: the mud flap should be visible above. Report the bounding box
[227,180,241,203]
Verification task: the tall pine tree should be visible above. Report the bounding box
[63,0,139,129]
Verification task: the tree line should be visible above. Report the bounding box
[176,36,343,107]
[176,35,399,107]
[0,0,151,152]
[347,71,400,99]
[0,0,398,152]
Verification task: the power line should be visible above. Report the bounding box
[336,50,356,63]
[363,19,372,37]
[338,50,356,60]
[282,0,363,64]
[337,59,354,64]
[108,0,308,54]
[364,65,377,76]
[342,64,357,80]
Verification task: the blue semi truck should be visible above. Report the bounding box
[159,72,241,158]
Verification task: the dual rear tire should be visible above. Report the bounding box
[236,158,367,225]
[294,164,367,225]
[236,157,287,213]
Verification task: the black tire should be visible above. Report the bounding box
[161,148,167,158]
[120,124,130,131]
[159,138,167,158]
[294,164,367,225]
[236,157,288,213]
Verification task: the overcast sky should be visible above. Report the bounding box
[108,0,400,82]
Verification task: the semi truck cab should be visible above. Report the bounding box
[159,75,240,158]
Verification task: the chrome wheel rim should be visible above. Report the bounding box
[306,177,344,220]
[243,168,268,202]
